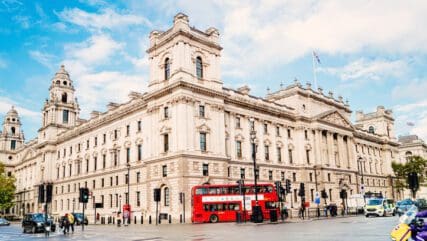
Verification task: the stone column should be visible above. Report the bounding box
[327,132,334,166]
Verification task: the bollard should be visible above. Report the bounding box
[149,215,152,224]
[113,217,115,224]
[141,216,143,224]
[180,214,182,223]
[169,215,171,224]
[134,216,137,224]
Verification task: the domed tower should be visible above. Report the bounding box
[38,65,80,141]
[0,106,25,152]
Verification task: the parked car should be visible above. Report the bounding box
[0,218,10,226]
[72,213,88,225]
[396,199,415,216]
[22,213,56,233]
[364,198,396,217]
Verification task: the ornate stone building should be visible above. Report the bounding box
[0,13,399,222]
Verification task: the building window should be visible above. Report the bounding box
[294,189,298,203]
[164,187,170,206]
[10,140,16,150]
[103,134,106,144]
[310,189,314,202]
[268,170,273,181]
[125,174,129,185]
[70,146,72,155]
[69,164,72,176]
[94,157,97,171]
[309,173,313,182]
[305,130,308,140]
[116,176,119,186]
[240,168,245,179]
[61,92,67,103]
[136,191,141,207]
[164,107,169,119]
[110,194,113,208]
[196,56,203,79]
[102,154,106,169]
[92,180,96,189]
[203,163,209,176]
[236,117,241,128]
[94,137,97,147]
[292,172,296,182]
[115,194,119,207]
[137,121,142,132]
[126,148,130,163]
[63,110,69,124]
[162,165,167,177]
[126,125,130,136]
[329,189,332,201]
[78,143,81,152]
[368,126,375,134]
[164,58,170,80]
[86,140,89,149]
[265,145,269,160]
[199,105,205,118]
[306,150,310,164]
[164,134,169,152]
[86,159,89,172]
[114,130,118,140]
[277,147,282,162]
[137,144,142,161]
[287,129,292,139]
[276,126,280,136]
[236,141,242,158]
[114,151,118,166]
[136,172,140,183]
[250,120,255,131]
[200,133,207,152]
[110,177,113,186]
[281,171,285,181]
[101,178,104,187]
[263,123,268,134]
[288,149,293,164]
[328,173,331,182]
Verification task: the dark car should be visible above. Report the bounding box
[0,218,10,226]
[22,213,56,233]
[72,213,88,225]
[396,199,414,216]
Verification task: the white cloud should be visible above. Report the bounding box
[392,79,427,100]
[394,99,427,141]
[0,96,40,118]
[0,57,7,68]
[58,8,151,31]
[29,50,55,68]
[320,58,407,81]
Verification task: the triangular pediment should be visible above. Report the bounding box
[316,110,353,129]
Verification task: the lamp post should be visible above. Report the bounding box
[357,157,366,204]
[22,188,26,217]
[313,165,320,217]
[72,198,75,213]
[250,118,263,223]
[119,195,122,212]
[126,163,130,206]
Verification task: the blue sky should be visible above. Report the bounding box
[1,0,427,141]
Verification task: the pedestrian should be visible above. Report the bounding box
[68,213,75,233]
[117,212,122,227]
[62,214,70,235]
[340,202,345,216]
[299,201,306,220]
[123,210,129,226]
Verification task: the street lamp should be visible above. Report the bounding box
[119,195,122,212]
[250,117,263,223]
[126,163,130,205]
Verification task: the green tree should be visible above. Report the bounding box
[0,162,16,215]
[392,155,427,198]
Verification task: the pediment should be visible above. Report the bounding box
[317,111,353,129]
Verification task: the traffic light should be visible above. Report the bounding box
[298,183,305,197]
[408,172,419,191]
[285,179,291,194]
[79,188,89,203]
[154,188,161,202]
[38,184,45,203]
[321,189,328,199]
[46,183,53,203]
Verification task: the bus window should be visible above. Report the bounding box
[221,187,228,194]
[265,202,276,209]
[203,204,209,211]
[266,186,273,193]
[196,188,207,195]
[209,188,217,195]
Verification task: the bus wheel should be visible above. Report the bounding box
[209,215,219,223]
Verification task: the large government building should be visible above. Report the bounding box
[0,13,400,223]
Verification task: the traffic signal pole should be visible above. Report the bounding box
[82,203,85,231]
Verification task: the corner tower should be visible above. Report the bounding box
[38,65,79,141]
[0,106,25,152]
[146,13,223,93]
[355,106,395,140]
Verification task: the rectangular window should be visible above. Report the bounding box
[86,140,89,150]
[309,173,313,182]
[200,133,207,152]
[114,151,118,166]
[292,172,296,182]
[263,123,268,134]
[137,144,142,161]
[136,191,141,207]
[288,149,293,164]
[110,194,113,208]
[103,133,106,144]
[328,173,331,182]
[78,143,81,152]
[101,178,104,187]
[94,137,97,146]
[126,125,130,136]
[101,195,104,207]
[236,141,242,158]
[277,147,282,162]
[92,180,96,189]
[126,148,130,163]
[265,145,269,160]
[70,146,72,155]
[94,157,97,171]
[125,174,129,185]
[63,148,66,157]
[162,165,167,177]
[10,140,16,150]
[164,134,169,152]
[305,130,308,140]
[236,117,241,128]
[202,163,209,176]
[110,177,113,186]
[268,170,273,181]
[114,130,118,140]
[281,171,285,181]
[164,188,170,206]
[115,194,118,207]
[137,121,142,132]
[276,126,280,136]
[86,159,89,172]
[136,172,140,183]
[240,168,245,179]
[102,154,106,169]
[199,105,205,117]
[287,129,292,139]
[63,110,69,124]
[57,167,59,179]
[164,106,169,119]
[250,120,255,131]
[116,176,119,186]
[69,164,72,176]
[306,150,310,164]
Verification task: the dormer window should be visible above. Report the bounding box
[368,126,375,134]
[196,56,203,79]
[164,58,170,80]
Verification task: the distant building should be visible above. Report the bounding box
[0,13,398,222]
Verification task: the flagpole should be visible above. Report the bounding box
[312,51,318,90]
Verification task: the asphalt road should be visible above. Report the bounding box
[0,216,398,241]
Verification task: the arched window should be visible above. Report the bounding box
[164,58,170,80]
[63,81,67,86]
[61,93,67,103]
[405,151,413,157]
[11,127,15,135]
[368,126,375,134]
[196,56,203,79]
[164,187,170,206]
[56,80,60,85]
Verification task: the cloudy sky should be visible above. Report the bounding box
[0,0,426,141]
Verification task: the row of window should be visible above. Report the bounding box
[355,144,382,156]
[164,56,203,80]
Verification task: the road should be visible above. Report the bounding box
[0,216,398,241]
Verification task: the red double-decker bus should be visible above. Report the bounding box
[191,183,280,223]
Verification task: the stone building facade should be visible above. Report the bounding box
[0,13,399,223]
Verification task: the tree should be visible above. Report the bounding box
[0,163,16,215]
[392,155,427,199]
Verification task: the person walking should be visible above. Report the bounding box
[117,212,122,227]
[123,210,129,227]
[68,213,75,233]
[62,214,70,235]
